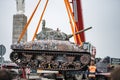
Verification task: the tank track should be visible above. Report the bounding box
[10,49,91,71]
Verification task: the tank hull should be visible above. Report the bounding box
[10,40,91,71]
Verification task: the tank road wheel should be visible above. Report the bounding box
[10,52,28,67]
[28,59,39,69]
[67,63,75,70]
[80,54,91,65]
[10,52,20,63]
[19,56,28,66]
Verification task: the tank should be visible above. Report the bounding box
[10,20,92,71]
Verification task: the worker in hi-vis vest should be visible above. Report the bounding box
[88,60,97,80]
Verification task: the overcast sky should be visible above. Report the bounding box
[0,0,120,60]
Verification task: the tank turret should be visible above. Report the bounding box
[36,20,92,40]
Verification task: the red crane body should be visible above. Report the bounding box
[72,0,85,44]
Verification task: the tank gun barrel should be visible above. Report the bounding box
[68,27,92,38]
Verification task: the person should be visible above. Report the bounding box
[16,0,25,13]
[111,67,120,80]
[88,60,97,80]
[0,69,13,80]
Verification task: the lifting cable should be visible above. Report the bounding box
[18,0,41,43]
[64,0,82,45]
[64,0,77,43]
[32,0,49,41]
[66,0,82,45]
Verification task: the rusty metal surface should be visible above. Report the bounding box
[11,40,84,52]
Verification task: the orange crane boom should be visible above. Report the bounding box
[72,0,85,44]
[32,0,49,41]
[18,0,41,43]
[64,0,77,43]
[64,0,82,45]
